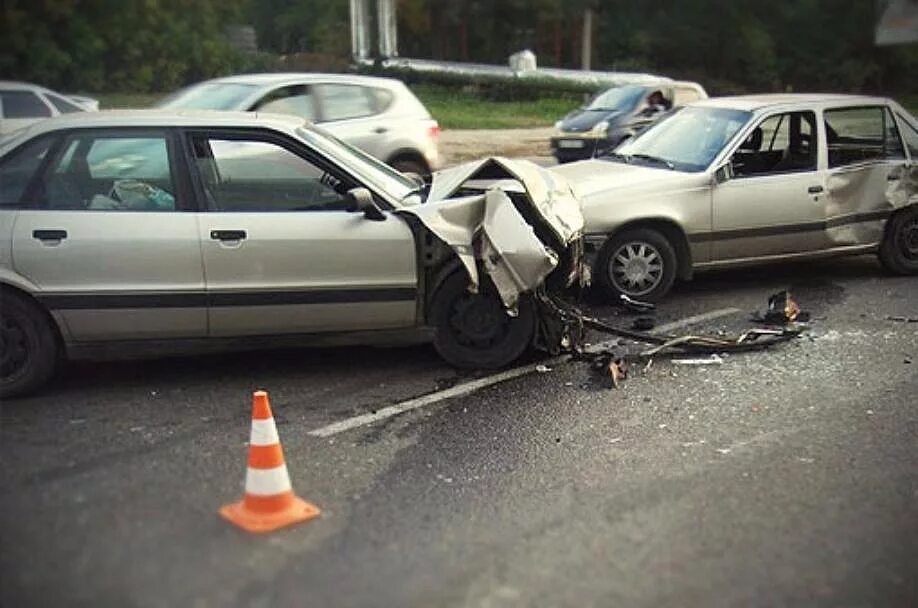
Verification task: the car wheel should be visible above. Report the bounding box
[0,290,59,398]
[878,206,918,275]
[596,228,677,302]
[431,271,535,369]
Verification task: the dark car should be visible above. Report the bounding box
[550,81,707,163]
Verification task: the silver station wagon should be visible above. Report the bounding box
[0,111,584,397]
[552,94,918,301]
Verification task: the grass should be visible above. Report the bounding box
[409,84,581,129]
[95,92,165,109]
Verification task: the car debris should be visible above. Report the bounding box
[886,315,918,323]
[619,294,656,313]
[672,354,724,366]
[752,290,811,325]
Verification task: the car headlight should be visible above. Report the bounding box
[592,120,609,137]
[554,120,564,130]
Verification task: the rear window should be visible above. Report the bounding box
[897,114,918,158]
[824,106,903,167]
[317,84,377,121]
[46,93,84,114]
[1,91,52,119]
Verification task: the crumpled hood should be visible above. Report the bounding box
[397,157,584,309]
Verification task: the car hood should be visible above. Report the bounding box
[550,159,698,199]
[398,157,584,309]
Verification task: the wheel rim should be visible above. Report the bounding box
[0,316,30,380]
[448,291,510,348]
[897,217,918,261]
[608,241,664,296]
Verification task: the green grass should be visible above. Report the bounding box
[411,84,581,129]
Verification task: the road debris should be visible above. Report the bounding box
[752,290,810,324]
[672,354,724,366]
[535,364,553,373]
[619,294,656,313]
[886,315,918,323]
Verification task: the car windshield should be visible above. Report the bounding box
[157,83,258,110]
[296,125,420,205]
[585,85,646,112]
[614,106,751,172]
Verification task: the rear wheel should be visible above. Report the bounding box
[0,290,58,398]
[596,227,677,302]
[879,206,918,275]
[431,271,535,369]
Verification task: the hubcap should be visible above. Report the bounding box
[899,218,918,261]
[609,241,664,296]
[0,317,29,379]
[449,291,509,348]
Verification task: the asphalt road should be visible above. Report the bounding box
[1,256,916,607]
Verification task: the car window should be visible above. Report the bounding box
[254,85,316,121]
[371,87,395,112]
[0,135,55,207]
[191,136,351,212]
[883,108,905,159]
[896,113,918,158]
[41,132,176,211]
[0,91,52,119]
[673,87,702,106]
[45,93,84,114]
[157,82,258,110]
[732,111,816,178]
[825,106,900,168]
[317,84,376,121]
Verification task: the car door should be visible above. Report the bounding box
[10,128,207,341]
[712,110,826,260]
[314,84,387,158]
[822,105,909,247]
[185,129,418,337]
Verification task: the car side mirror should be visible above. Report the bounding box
[346,187,386,221]
[714,160,734,184]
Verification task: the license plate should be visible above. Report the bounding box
[558,139,586,149]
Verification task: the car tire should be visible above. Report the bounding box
[0,290,59,399]
[431,271,535,369]
[596,227,677,302]
[878,206,918,275]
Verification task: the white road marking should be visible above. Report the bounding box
[307,306,742,438]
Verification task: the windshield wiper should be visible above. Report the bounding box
[600,151,630,163]
[628,154,675,170]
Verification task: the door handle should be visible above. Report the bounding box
[373,127,388,134]
[887,173,901,181]
[210,230,247,241]
[807,185,824,194]
[32,229,68,241]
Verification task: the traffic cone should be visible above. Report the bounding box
[220,390,320,533]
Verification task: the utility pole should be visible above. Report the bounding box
[581,6,593,71]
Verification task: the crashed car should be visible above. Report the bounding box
[552,94,918,301]
[0,110,583,397]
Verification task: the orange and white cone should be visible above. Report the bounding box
[220,390,320,533]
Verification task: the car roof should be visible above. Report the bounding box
[692,93,891,112]
[204,72,402,89]
[6,109,308,134]
[0,80,53,93]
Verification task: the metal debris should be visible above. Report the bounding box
[672,354,724,366]
[886,315,918,323]
[619,294,656,313]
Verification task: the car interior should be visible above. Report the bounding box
[731,111,817,177]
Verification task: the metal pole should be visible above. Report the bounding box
[581,7,593,71]
[350,0,371,61]
[377,0,399,58]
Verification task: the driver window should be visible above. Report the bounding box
[253,85,316,121]
[191,136,351,212]
[731,111,816,178]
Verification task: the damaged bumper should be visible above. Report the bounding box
[398,157,586,309]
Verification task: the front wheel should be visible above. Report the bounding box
[431,271,535,369]
[596,228,677,302]
[0,290,59,398]
[878,206,918,275]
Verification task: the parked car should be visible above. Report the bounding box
[158,73,441,175]
[0,110,583,397]
[550,81,707,164]
[0,81,96,137]
[551,94,918,301]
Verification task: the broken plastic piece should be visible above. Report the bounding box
[752,290,808,325]
[608,359,627,389]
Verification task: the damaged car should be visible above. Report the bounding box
[0,111,584,397]
[552,94,918,301]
